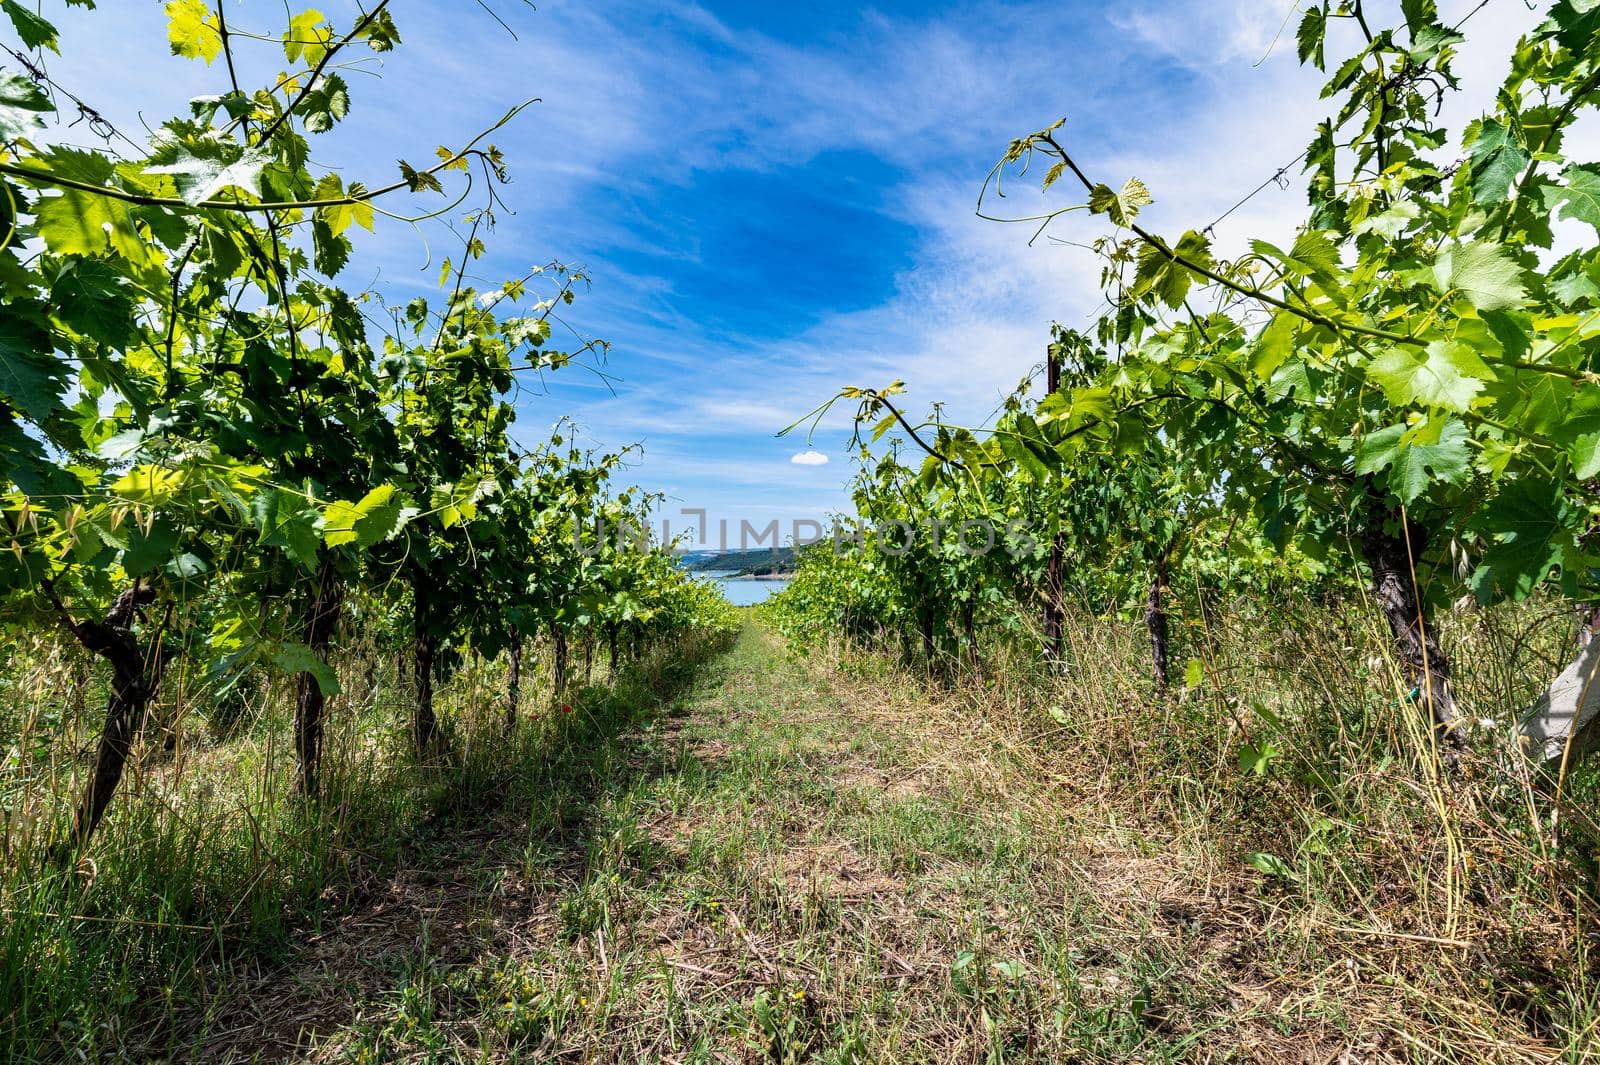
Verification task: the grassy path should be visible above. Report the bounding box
[196,620,1291,1064]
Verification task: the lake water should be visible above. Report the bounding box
[702,571,791,606]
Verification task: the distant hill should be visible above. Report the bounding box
[682,546,798,576]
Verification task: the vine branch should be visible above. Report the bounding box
[0,101,535,214]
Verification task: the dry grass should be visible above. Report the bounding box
[795,592,1600,1063]
[4,599,1598,1062]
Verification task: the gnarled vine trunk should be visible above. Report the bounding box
[414,632,438,756]
[505,626,523,734]
[1043,533,1066,664]
[410,584,440,755]
[1041,346,1066,665]
[961,600,984,683]
[552,626,568,692]
[360,647,380,707]
[607,623,620,676]
[64,584,168,850]
[293,561,343,796]
[1362,520,1461,749]
[1145,548,1171,695]
[68,650,90,720]
[918,601,937,674]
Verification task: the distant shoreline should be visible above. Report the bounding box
[682,547,798,575]
[723,573,795,582]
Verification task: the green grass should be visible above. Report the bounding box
[4,608,1600,1062]
[0,627,732,1062]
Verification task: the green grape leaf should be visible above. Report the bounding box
[30,149,146,260]
[1571,432,1600,479]
[202,221,245,277]
[0,420,79,500]
[399,160,444,194]
[311,216,351,276]
[504,316,552,347]
[1434,240,1527,311]
[430,483,480,529]
[1087,177,1151,226]
[272,642,341,696]
[96,428,144,461]
[1400,0,1439,33]
[252,491,323,567]
[1478,308,1532,363]
[357,8,400,51]
[319,182,373,235]
[1133,230,1210,310]
[51,258,137,347]
[1516,354,1600,459]
[1466,119,1531,206]
[1366,340,1492,412]
[1409,23,1464,62]
[147,146,268,205]
[0,70,52,142]
[1297,5,1326,68]
[1352,199,1419,239]
[2,1,58,52]
[165,551,208,580]
[121,518,178,577]
[1352,418,1472,503]
[1549,270,1600,306]
[1238,739,1279,776]
[1548,1,1600,53]
[34,188,146,261]
[279,514,322,568]
[1174,229,1213,264]
[300,72,350,133]
[1469,478,1571,602]
[0,308,67,422]
[111,465,184,504]
[165,0,221,63]
[1250,312,1297,379]
[1288,229,1341,287]
[322,484,404,548]
[283,9,330,65]
[1554,164,1600,236]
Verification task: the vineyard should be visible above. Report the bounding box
[2,0,1600,1062]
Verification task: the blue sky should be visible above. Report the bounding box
[7,0,1546,548]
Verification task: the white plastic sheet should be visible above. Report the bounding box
[1519,638,1600,767]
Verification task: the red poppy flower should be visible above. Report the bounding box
[561,703,573,714]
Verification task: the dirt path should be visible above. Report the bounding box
[188,622,1307,1063]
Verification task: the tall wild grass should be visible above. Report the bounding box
[0,624,732,1061]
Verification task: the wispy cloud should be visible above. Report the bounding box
[9,0,1569,535]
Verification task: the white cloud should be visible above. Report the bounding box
[1111,0,1295,68]
[23,0,1581,535]
[696,399,798,431]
